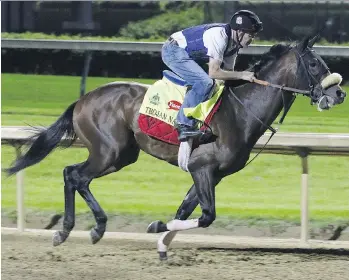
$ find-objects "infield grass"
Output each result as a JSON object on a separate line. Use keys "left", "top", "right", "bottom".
{"left": 2, "top": 74, "right": 349, "bottom": 132}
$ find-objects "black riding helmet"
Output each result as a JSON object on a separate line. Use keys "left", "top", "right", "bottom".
{"left": 230, "top": 10, "right": 263, "bottom": 33}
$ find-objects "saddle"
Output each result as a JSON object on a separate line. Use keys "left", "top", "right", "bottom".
{"left": 138, "top": 70, "right": 224, "bottom": 145}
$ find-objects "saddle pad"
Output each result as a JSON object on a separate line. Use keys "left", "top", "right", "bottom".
{"left": 138, "top": 98, "right": 222, "bottom": 146}
{"left": 139, "top": 76, "right": 187, "bottom": 126}
{"left": 139, "top": 76, "right": 224, "bottom": 127}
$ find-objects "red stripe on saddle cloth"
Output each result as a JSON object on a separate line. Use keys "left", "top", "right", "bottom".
{"left": 138, "top": 98, "right": 222, "bottom": 146}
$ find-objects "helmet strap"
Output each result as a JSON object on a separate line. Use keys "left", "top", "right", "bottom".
{"left": 236, "top": 30, "right": 245, "bottom": 49}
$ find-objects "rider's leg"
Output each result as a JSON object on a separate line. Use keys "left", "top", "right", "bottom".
{"left": 161, "top": 41, "right": 214, "bottom": 141}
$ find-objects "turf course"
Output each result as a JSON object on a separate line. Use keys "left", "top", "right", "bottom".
{"left": 1, "top": 74, "right": 349, "bottom": 222}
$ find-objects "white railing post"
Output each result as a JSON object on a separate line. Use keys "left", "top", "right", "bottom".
{"left": 16, "top": 170, "right": 25, "bottom": 232}
{"left": 297, "top": 148, "right": 310, "bottom": 245}
{"left": 300, "top": 156, "right": 309, "bottom": 244}
{"left": 15, "top": 145, "right": 25, "bottom": 232}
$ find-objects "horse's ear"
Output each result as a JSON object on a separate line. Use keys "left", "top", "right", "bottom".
{"left": 297, "top": 36, "right": 310, "bottom": 52}
{"left": 308, "top": 34, "right": 320, "bottom": 48}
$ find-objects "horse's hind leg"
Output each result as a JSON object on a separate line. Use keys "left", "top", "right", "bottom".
{"left": 53, "top": 133, "right": 140, "bottom": 246}
{"left": 53, "top": 159, "right": 110, "bottom": 246}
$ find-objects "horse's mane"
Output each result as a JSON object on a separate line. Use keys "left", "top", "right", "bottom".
{"left": 252, "top": 43, "right": 293, "bottom": 75}
{"left": 225, "top": 43, "right": 293, "bottom": 88}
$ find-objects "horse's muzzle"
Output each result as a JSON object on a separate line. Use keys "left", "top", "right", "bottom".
{"left": 336, "top": 89, "right": 346, "bottom": 104}
{"left": 322, "top": 84, "right": 346, "bottom": 106}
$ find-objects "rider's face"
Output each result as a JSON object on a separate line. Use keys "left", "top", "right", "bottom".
{"left": 237, "top": 31, "right": 256, "bottom": 48}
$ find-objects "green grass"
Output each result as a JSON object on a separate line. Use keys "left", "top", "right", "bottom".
{"left": 2, "top": 145, "right": 349, "bottom": 221}
{"left": 1, "top": 73, "right": 349, "bottom": 222}
{"left": 1, "top": 74, "right": 154, "bottom": 126}
{"left": 2, "top": 73, "right": 349, "bottom": 132}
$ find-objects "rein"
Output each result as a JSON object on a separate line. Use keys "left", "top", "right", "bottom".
{"left": 228, "top": 77, "right": 308, "bottom": 168}
{"left": 227, "top": 47, "right": 331, "bottom": 168}
{"left": 252, "top": 78, "right": 311, "bottom": 96}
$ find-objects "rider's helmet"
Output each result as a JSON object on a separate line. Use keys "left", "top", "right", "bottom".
{"left": 229, "top": 10, "right": 263, "bottom": 34}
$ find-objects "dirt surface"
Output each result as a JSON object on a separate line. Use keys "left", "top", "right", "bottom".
{"left": 2, "top": 233, "right": 349, "bottom": 280}
{"left": 2, "top": 212, "right": 349, "bottom": 241}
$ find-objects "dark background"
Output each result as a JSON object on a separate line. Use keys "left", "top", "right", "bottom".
{"left": 2, "top": 1, "right": 348, "bottom": 81}
{"left": 2, "top": 1, "right": 348, "bottom": 42}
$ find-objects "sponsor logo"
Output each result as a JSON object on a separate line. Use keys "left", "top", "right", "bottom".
{"left": 167, "top": 100, "right": 181, "bottom": 111}
{"left": 150, "top": 93, "right": 160, "bottom": 105}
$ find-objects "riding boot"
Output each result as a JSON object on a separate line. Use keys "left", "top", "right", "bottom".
{"left": 176, "top": 124, "right": 204, "bottom": 142}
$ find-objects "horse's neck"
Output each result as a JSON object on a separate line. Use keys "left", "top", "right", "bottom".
{"left": 231, "top": 61, "right": 294, "bottom": 145}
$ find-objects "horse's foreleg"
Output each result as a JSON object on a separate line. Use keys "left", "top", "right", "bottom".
{"left": 147, "top": 184, "right": 200, "bottom": 234}
{"left": 193, "top": 167, "right": 218, "bottom": 228}
{"left": 147, "top": 185, "right": 198, "bottom": 260}
{"left": 147, "top": 185, "right": 200, "bottom": 234}
{"left": 169, "top": 166, "right": 218, "bottom": 229}
{"left": 175, "top": 178, "right": 220, "bottom": 220}
{"left": 174, "top": 184, "right": 199, "bottom": 220}
{"left": 148, "top": 166, "right": 219, "bottom": 260}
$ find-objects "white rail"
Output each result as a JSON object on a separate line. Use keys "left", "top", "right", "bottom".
{"left": 2, "top": 39, "right": 349, "bottom": 57}
{"left": 2, "top": 227, "right": 348, "bottom": 250}
{"left": 2, "top": 126, "right": 349, "bottom": 245}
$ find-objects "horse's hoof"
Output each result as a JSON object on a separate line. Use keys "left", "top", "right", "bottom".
{"left": 90, "top": 228, "right": 102, "bottom": 244}
{"left": 52, "top": 231, "right": 68, "bottom": 246}
{"left": 146, "top": 220, "right": 167, "bottom": 233}
{"left": 158, "top": 251, "right": 168, "bottom": 261}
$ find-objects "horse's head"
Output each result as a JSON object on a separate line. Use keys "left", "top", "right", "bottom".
{"left": 294, "top": 35, "right": 346, "bottom": 111}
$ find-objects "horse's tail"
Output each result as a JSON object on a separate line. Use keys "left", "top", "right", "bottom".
{"left": 5, "top": 102, "right": 78, "bottom": 176}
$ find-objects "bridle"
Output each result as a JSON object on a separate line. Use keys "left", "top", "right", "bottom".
{"left": 228, "top": 45, "right": 329, "bottom": 167}
{"left": 295, "top": 47, "right": 330, "bottom": 103}
{"left": 252, "top": 47, "right": 329, "bottom": 102}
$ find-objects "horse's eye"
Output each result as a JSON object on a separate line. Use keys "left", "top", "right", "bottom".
{"left": 310, "top": 59, "right": 318, "bottom": 68}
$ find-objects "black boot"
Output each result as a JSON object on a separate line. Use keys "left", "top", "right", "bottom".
{"left": 176, "top": 124, "right": 204, "bottom": 142}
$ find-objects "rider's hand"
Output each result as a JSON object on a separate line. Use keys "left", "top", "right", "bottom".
{"left": 241, "top": 71, "right": 256, "bottom": 82}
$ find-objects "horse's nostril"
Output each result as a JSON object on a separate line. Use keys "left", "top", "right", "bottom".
{"left": 337, "top": 90, "right": 346, "bottom": 98}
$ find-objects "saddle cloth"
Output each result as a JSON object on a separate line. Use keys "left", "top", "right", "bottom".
{"left": 138, "top": 70, "right": 224, "bottom": 145}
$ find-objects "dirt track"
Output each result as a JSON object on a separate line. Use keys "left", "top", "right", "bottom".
{"left": 2, "top": 232, "right": 349, "bottom": 280}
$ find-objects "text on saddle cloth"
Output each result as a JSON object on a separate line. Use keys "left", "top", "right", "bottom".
{"left": 139, "top": 74, "right": 225, "bottom": 127}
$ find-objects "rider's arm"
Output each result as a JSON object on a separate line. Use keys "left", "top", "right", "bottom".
{"left": 208, "top": 58, "right": 255, "bottom": 81}
{"left": 204, "top": 27, "right": 255, "bottom": 82}
{"left": 222, "top": 54, "right": 236, "bottom": 71}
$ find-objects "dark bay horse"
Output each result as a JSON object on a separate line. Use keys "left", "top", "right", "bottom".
{"left": 5, "top": 36, "right": 346, "bottom": 255}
